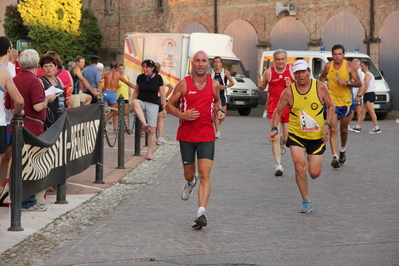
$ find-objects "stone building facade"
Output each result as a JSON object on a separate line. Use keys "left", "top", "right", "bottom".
{"left": 84, "top": 0, "right": 399, "bottom": 109}
{"left": 85, "top": 0, "right": 397, "bottom": 63}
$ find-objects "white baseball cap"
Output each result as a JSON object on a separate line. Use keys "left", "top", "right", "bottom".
{"left": 292, "top": 60, "right": 309, "bottom": 73}
{"left": 96, "top": 62, "right": 104, "bottom": 70}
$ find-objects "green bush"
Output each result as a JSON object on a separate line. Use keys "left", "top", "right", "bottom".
{"left": 2, "top": 5, "right": 103, "bottom": 67}
{"left": 2, "top": 5, "right": 29, "bottom": 47}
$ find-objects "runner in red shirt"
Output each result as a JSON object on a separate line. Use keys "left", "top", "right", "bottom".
{"left": 258, "top": 49, "right": 295, "bottom": 176}
{"left": 166, "top": 50, "right": 225, "bottom": 230}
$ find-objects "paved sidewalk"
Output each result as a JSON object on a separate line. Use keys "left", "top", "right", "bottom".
{"left": 0, "top": 130, "right": 157, "bottom": 254}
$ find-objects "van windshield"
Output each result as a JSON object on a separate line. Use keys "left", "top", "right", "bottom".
{"left": 327, "top": 57, "right": 382, "bottom": 80}
{"left": 210, "top": 59, "right": 249, "bottom": 78}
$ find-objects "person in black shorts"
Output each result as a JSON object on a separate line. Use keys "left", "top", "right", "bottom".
{"left": 207, "top": 56, "right": 234, "bottom": 139}
{"left": 269, "top": 60, "right": 335, "bottom": 213}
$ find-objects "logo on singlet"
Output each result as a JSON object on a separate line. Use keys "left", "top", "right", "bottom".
{"left": 188, "top": 91, "right": 197, "bottom": 94}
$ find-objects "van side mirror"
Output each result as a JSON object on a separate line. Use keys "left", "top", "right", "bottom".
{"left": 246, "top": 70, "right": 250, "bottom": 78}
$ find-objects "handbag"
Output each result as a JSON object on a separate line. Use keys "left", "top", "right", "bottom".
{"left": 45, "top": 107, "right": 55, "bottom": 129}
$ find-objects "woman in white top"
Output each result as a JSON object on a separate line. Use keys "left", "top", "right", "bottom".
{"left": 356, "top": 61, "right": 381, "bottom": 134}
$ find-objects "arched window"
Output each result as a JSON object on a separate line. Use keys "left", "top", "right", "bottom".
{"left": 270, "top": 17, "right": 309, "bottom": 50}
{"left": 322, "top": 13, "right": 365, "bottom": 53}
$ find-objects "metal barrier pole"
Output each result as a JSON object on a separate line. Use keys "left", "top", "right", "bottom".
{"left": 134, "top": 117, "right": 142, "bottom": 156}
{"left": 55, "top": 101, "right": 68, "bottom": 204}
{"left": 117, "top": 95, "right": 125, "bottom": 169}
{"left": 8, "top": 115, "right": 24, "bottom": 231}
{"left": 95, "top": 99, "right": 105, "bottom": 184}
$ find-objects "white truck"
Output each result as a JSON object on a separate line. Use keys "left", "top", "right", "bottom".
{"left": 124, "top": 32, "right": 259, "bottom": 116}
{"left": 260, "top": 50, "right": 393, "bottom": 119}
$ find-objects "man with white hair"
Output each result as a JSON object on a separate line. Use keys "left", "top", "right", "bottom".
{"left": 269, "top": 60, "right": 335, "bottom": 213}
{"left": 5, "top": 48, "right": 56, "bottom": 211}
{"left": 258, "top": 49, "right": 295, "bottom": 176}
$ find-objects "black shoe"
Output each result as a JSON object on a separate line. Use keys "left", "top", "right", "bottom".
{"left": 192, "top": 213, "right": 207, "bottom": 230}
{"left": 339, "top": 151, "right": 346, "bottom": 165}
{"left": 331, "top": 156, "right": 340, "bottom": 168}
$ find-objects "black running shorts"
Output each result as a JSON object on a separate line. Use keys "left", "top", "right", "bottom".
{"left": 179, "top": 141, "right": 215, "bottom": 165}
{"left": 286, "top": 133, "right": 326, "bottom": 155}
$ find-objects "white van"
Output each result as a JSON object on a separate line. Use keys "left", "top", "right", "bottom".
{"left": 259, "top": 50, "right": 393, "bottom": 119}
{"left": 124, "top": 32, "right": 259, "bottom": 116}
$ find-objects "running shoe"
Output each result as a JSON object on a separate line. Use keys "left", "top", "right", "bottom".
{"left": 349, "top": 126, "right": 361, "bottom": 133}
{"left": 192, "top": 212, "right": 207, "bottom": 230}
{"left": 331, "top": 156, "right": 340, "bottom": 168}
{"left": 275, "top": 164, "right": 284, "bottom": 176}
{"left": 369, "top": 128, "right": 382, "bottom": 134}
{"left": 339, "top": 150, "right": 346, "bottom": 165}
{"left": 181, "top": 174, "right": 198, "bottom": 201}
{"left": 22, "top": 204, "right": 47, "bottom": 212}
{"left": 156, "top": 137, "right": 167, "bottom": 145}
{"left": 396, "top": 119, "right": 399, "bottom": 124}
{"left": 299, "top": 199, "right": 312, "bottom": 213}
{"left": 262, "top": 110, "right": 267, "bottom": 119}
{"left": 281, "top": 143, "right": 286, "bottom": 155}
{"left": 216, "top": 131, "right": 221, "bottom": 139}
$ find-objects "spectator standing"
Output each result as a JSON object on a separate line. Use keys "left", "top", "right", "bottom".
{"left": 0, "top": 37, "right": 24, "bottom": 190}
{"left": 131, "top": 59, "right": 165, "bottom": 160}
{"left": 82, "top": 55, "right": 102, "bottom": 103}
{"left": 101, "top": 62, "right": 136, "bottom": 133}
{"left": 154, "top": 62, "right": 174, "bottom": 145}
{"left": 5, "top": 49, "right": 55, "bottom": 211}
{"left": 117, "top": 63, "right": 134, "bottom": 132}
{"left": 38, "top": 55, "right": 66, "bottom": 123}
{"left": 70, "top": 56, "right": 93, "bottom": 107}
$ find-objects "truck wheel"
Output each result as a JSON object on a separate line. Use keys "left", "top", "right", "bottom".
{"left": 238, "top": 107, "right": 251, "bottom": 116}
{"left": 377, "top": 113, "right": 387, "bottom": 120}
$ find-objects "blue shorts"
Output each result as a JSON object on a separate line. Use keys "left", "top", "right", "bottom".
{"left": 335, "top": 105, "right": 353, "bottom": 118}
{"left": 103, "top": 91, "right": 117, "bottom": 105}
{"left": 6, "top": 124, "right": 12, "bottom": 144}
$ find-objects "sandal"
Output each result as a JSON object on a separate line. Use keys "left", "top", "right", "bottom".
{"left": 142, "top": 124, "right": 151, "bottom": 133}
{"left": 146, "top": 154, "right": 154, "bottom": 160}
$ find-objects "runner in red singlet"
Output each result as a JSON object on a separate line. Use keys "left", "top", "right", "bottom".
{"left": 166, "top": 50, "right": 225, "bottom": 230}
{"left": 258, "top": 49, "right": 295, "bottom": 176}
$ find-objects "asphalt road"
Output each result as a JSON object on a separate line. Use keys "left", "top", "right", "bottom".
{"left": 41, "top": 107, "right": 399, "bottom": 266}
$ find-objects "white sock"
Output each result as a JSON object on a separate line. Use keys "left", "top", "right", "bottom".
{"left": 188, "top": 176, "right": 196, "bottom": 186}
{"left": 374, "top": 126, "right": 379, "bottom": 130}
{"left": 198, "top": 207, "right": 205, "bottom": 214}
{"left": 339, "top": 147, "right": 346, "bottom": 152}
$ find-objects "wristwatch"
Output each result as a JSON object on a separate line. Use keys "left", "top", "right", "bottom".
{"left": 347, "top": 81, "right": 351, "bottom": 86}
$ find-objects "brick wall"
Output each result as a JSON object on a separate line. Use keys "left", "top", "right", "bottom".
{"left": 87, "top": 0, "right": 399, "bottom": 65}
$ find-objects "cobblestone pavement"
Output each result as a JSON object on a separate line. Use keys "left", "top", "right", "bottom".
{"left": 3, "top": 109, "right": 399, "bottom": 266}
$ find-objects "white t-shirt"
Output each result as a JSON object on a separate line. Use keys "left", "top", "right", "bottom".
{"left": 352, "top": 68, "right": 365, "bottom": 96}
{"left": 7, "top": 62, "right": 16, "bottom": 78}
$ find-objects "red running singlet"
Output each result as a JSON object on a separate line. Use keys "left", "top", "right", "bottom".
{"left": 176, "top": 76, "right": 215, "bottom": 142}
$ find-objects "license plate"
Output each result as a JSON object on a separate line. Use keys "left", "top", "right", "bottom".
{"left": 235, "top": 101, "right": 245, "bottom": 105}
{"left": 374, "top": 104, "right": 380, "bottom": 108}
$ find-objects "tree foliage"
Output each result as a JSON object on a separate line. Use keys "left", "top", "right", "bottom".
{"left": 2, "top": 5, "right": 30, "bottom": 47}
{"left": 2, "top": 1, "right": 102, "bottom": 66}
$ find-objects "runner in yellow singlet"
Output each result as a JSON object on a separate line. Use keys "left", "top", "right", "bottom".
{"left": 269, "top": 60, "right": 335, "bottom": 213}
{"left": 319, "top": 44, "right": 361, "bottom": 169}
